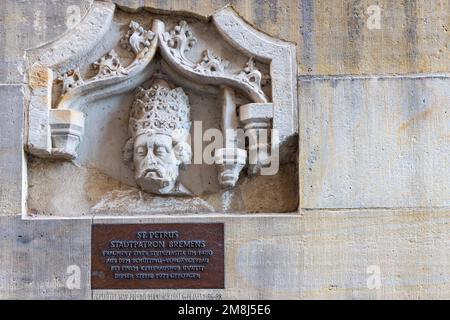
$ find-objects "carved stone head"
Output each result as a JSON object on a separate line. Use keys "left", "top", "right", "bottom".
{"left": 124, "top": 79, "right": 192, "bottom": 195}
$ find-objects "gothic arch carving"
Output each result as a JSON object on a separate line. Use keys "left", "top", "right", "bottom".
{"left": 25, "top": 2, "right": 297, "bottom": 195}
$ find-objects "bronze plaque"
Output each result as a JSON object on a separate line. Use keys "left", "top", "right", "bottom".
{"left": 91, "top": 223, "right": 224, "bottom": 289}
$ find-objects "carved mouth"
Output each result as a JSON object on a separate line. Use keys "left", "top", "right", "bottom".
{"left": 143, "top": 168, "right": 163, "bottom": 178}
{"left": 220, "top": 173, "right": 236, "bottom": 182}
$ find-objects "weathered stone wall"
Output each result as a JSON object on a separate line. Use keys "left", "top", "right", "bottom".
{"left": 0, "top": 0, "right": 449, "bottom": 299}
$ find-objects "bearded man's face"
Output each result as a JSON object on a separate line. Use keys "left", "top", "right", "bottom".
{"left": 133, "top": 133, "right": 179, "bottom": 194}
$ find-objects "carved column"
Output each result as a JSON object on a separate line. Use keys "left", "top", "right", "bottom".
{"left": 215, "top": 87, "right": 247, "bottom": 188}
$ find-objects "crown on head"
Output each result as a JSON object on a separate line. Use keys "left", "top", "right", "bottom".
{"left": 129, "top": 79, "right": 191, "bottom": 140}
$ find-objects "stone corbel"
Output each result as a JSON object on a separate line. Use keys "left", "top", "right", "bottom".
{"left": 239, "top": 103, "right": 274, "bottom": 175}
{"left": 49, "top": 109, "right": 84, "bottom": 160}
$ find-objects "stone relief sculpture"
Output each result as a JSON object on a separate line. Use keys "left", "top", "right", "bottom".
{"left": 123, "top": 79, "right": 192, "bottom": 195}
{"left": 24, "top": 2, "right": 297, "bottom": 204}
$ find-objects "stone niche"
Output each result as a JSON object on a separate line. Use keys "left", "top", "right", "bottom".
{"left": 24, "top": 1, "right": 298, "bottom": 217}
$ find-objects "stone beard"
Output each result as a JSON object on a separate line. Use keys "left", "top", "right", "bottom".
{"left": 124, "top": 79, "right": 192, "bottom": 195}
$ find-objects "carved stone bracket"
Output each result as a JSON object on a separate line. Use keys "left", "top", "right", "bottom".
{"left": 240, "top": 103, "right": 274, "bottom": 175}
{"left": 49, "top": 109, "right": 84, "bottom": 160}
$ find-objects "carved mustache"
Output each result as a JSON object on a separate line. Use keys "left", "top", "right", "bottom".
{"left": 140, "top": 167, "right": 164, "bottom": 179}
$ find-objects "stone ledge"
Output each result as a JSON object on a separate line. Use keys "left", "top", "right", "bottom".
{"left": 3, "top": 209, "right": 450, "bottom": 299}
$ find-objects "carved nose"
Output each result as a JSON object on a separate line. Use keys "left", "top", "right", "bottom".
{"left": 147, "top": 151, "right": 157, "bottom": 165}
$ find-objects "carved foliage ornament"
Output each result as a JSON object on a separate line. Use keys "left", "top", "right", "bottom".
{"left": 58, "top": 68, "right": 84, "bottom": 94}
{"left": 93, "top": 49, "right": 127, "bottom": 79}
{"left": 121, "top": 20, "right": 156, "bottom": 55}
{"left": 160, "top": 21, "right": 268, "bottom": 103}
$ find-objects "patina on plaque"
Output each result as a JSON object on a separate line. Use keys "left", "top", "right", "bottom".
{"left": 91, "top": 223, "right": 224, "bottom": 289}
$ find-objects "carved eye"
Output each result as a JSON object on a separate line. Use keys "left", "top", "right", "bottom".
{"left": 136, "top": 145, "right": 147, "bottom": 157}
{"left": 154, "top": 146, "right": 167, "bottom": 156}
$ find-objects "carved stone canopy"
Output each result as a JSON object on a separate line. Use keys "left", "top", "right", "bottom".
{"left": 24, "top": 2, "right": 297, "bottom": 196}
